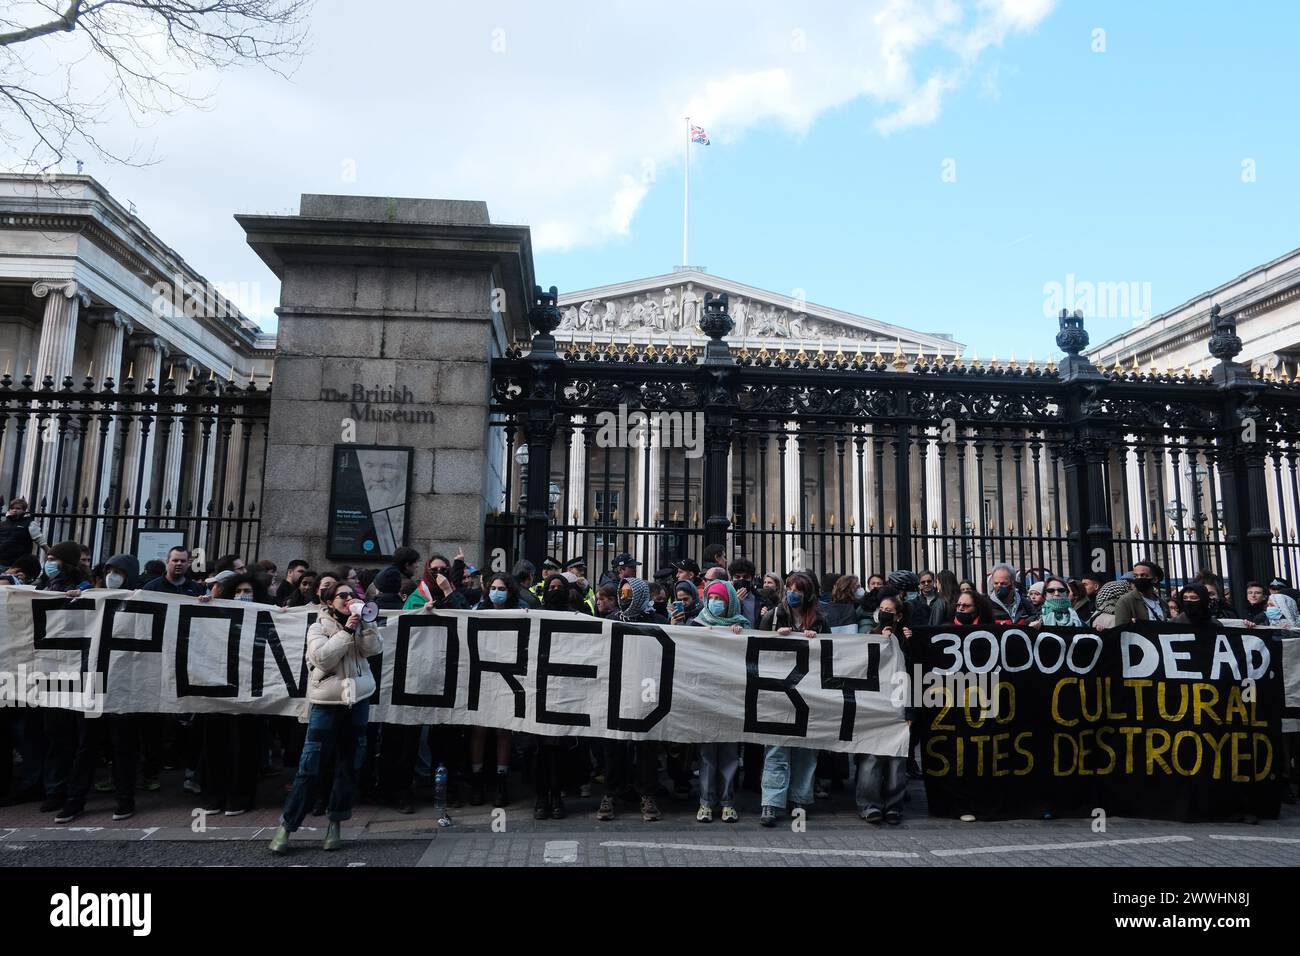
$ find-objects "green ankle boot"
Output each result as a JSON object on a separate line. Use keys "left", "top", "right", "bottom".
{"left": 268, "top": 826, "right": 290, "bottom": 855}
{"left": 323, "top": 821, "right": 343, "bottom": 851}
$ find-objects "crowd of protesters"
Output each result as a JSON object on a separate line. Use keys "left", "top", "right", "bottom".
{"left": 3, "top": 491, "right": 1299, "bottom": 850}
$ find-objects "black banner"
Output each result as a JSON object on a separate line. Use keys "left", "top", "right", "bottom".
{"left": 913, "top": 623, "right": 1285, "bottom": 823}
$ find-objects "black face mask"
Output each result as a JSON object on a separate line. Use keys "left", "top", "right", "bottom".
{"left": 955, "top": 610, "right": 976, "bottom": 625}
{"left": 544, "top": 589, "right": 568, "bottom": 609}
{"left": 877, "top": 610, "right": 895, "bottom": 626}
{"left": 1183, "top": 602, "right": 1209, "bottom": 622}
{"left": 1134, "top": 577, "right": 1156, "bottom": 593}
{"left": 653, "top": 599, "right": 668, "bottom": 615}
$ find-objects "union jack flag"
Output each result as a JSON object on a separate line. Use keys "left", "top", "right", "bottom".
{"left": 690, "top": 124, "right": 710, "bottom": 145}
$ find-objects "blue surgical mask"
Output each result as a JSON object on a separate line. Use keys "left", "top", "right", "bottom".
{"left": 43, "top": 561, "right": 59, "bottom": 578}
{"left": 854, "top": 587, "right": 866, "bottom": 600}
{"left": 996, "top": 584, "right": 1012, "bottom": 599}
{"left": 707, "top": 598, "right": 727, "bottom": 616}
{"left": 905, "top": 590, "right": 919, "bottom": 603}
{"left": 489, "top": 589, "right": 508, "bottom": 605}
{"left": 1266, "top": 606, "right": 1283, "bottom": 621}
{"left": 235, "top": 593, "right": 254, "bottom": 602}
{"left": 786, "top": 591, "right": 802, "bottom": 607}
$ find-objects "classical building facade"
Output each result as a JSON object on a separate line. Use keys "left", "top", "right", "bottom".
{"left": 0, "top": 173, "right": 274, "bottom": 560}
{"left": 1086, "top": 247, "right": 1300, "bottom": 583}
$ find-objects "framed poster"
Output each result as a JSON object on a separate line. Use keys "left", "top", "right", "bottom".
{"left": 326, "top": 444, "right": 413, "bottom": 560}
{"left": 134, "top": 527, "right": 187, "bottom": 568}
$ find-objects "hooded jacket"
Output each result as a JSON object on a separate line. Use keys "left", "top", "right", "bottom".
{"left": 306, "top": 609, "right": 384, "bottom": 706}
{"left": 692, "top": 580, "right": 752, "bottom": 628}
{"left": 0, "top": 512, "right": 41, "bottom": 566}
{"left": 616, "top": 577, "right": 667, "bottom": 623}
{"left": 105, "top": 553, "right": 141, "bottom": 589}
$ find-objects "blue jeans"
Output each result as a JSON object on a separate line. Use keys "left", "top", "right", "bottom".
{"left": 760, "top": 746, "right": 817, "bottom": 810}
{"left": 280, "top": 702, "right": 369, "bottom": 831}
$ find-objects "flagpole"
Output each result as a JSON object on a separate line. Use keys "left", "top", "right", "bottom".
{"left": 683, "top": 115, "right": 689, "bottom": 267}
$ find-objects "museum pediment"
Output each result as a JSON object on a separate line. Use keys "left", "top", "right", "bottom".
{"left": 554, "top": 270, "right": 957, "bottom": 350}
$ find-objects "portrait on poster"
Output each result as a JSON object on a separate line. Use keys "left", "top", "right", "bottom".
{"left": 326, "top": 444, "right": 412, "bottom": 560}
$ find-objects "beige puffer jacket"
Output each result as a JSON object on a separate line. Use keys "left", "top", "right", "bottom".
{"left": 306, "top": 611, "right": 383, "bottom": 706}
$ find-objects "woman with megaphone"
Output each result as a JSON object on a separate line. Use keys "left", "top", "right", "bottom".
{"left": 270, "top": 580, "right": 383, "bottom": 854}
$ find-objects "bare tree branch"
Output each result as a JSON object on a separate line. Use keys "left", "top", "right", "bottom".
{"left": 0, "top": 0, "right": 310, "bottom": 171}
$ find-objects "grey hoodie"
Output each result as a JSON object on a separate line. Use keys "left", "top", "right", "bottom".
{"left": 106, "top": 553, "right": 141, "bottom": 588}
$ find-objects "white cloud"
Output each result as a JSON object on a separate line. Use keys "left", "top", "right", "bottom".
{"left": 0, "top": 0, "right": 1057, "bottom": 320}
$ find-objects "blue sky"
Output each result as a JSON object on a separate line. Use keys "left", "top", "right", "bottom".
{"left": 536, "top": 2, "right": 1300, "bottom": 356}
{"left": 7, "top": 1, "right": 1296, "bottom": 357}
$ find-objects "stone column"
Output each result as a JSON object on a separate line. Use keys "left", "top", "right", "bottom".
{"left": 118, "top": 333, "right": 168, "bottom": 518}
{"left": 79, "top": 308, "right": 131, "bottom": 555}
{"left": 19, "top": 280, "right": 90, "bottom": 507}
{"left": 159, "top": 356, "right": 198, "bottom": 518}
{"left": 924, "top": 427, "right": 943, "bottom": 571}
{"left": 567, "top": 417, "right": 587, "bottom": 561}
{"left": 783, "top": 422, "right": 800, "bottom": 569}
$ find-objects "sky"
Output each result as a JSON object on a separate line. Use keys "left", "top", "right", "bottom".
{"left": 5, "top": 0, "right": 1299, "bottom": 356}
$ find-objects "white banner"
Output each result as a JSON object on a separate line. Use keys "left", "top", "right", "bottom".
{"left": 0, "top": 587, "right": 910, "bottom": 755}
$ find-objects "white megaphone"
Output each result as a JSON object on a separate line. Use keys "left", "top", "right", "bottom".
{"left": 347, "top": 599, "right": 380, "bottom": 623}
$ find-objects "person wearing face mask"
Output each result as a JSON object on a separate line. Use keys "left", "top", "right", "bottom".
{"left": 102, "top": 553, "right": 140, "bottom": 591}
{"left": 595, "top": 577, "right": 665, "bottom": 823}
{"left": 270, "top": 580, "right": 383, "bottom": 854}
{"left": 824, "top": 575, "right": 870, "bottom": 632}
{"left": 33, "top": 540, "right": 91, "bottom": 597}
{"left": 1258, "top": 593, "right": 1300, "bottom": 629}
{"left": 856, "top": 595, "right": 914, "bottom": 825}
{"left": 756, "top": 572, "right": 827, "bottom": 826}
{"left": 1127, "top": 560, "right": 1167, "bottom": 622}
{"left": 1029, "top": 577, "right": 1083, "bottom": 628}
{"left": 463, "top": 574, "right": 520, "bottom": 808}
{"left": 1172, "top": 583, "right": 1219, "bottom": 626}
{"left": 540, "top": 572, "right": 576, "bottom": 612}
{"left": 688, "top": 581, "right": 750, "bottom": 823}
{"left": 985, "top": 563, "right": 1028, "bottom": 624}
{"left": 950, "top": 590, "right": 996, "bottom": 626}
{"left": 1088, "top": 580, "right": 1132, "bottom": 629}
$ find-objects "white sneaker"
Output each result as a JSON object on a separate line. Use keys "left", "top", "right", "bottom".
{"left": 959, "top": 813, "right": 977, "bottom": 822}
{"left": 182, "top": 779, "right": 202, "bottom": 795}
{"left": 720, "top": 806, "right": 739, "bottom": 823}
{"left": 696, "top": 804, "right": 713, "bottom": 823}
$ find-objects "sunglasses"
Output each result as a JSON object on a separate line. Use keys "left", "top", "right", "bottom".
{"left": 335, "top": 591, "right": 355, "bottom": 601}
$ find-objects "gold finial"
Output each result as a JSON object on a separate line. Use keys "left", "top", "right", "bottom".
{"left": 769, "top": 514, "right": 776, "bottom": 527}
{"left": 777, "top": 346, "right": 790, "bottom": 363}
{"left": 795, "top": 346, "right": 809, "bottom": 364}
{"left": 971, "top": 350, "right": 982, "bottom": 370}
{"left": 809, "top": 514, "right": 817, "bottom": 528}
{"left": 851, "top": 348, "right": 865, "bottom": 368}
{"left": 849, "top": 515, "right": 856, "bottom": 530}
{"left": 750, "top": 512, "right": 757, "bottom": 526}
{"left": 756, "top": 344, "right": 770, "bottom": 363}
{"left": 832, "top": 344, "right": 846, "bottom": 365}
{"left": 188, "top": 365, "right": 198, "bottom": 380}
{"left": 829, "top": 513, "right": 836, "bottom": 528}
{"left": 887, "top": 515, "right": 895, "bottom": 531}
{"left": 891, "top": 340, "right": 907, "bottom": 371}
{"left": 868, "top": 517, "right": 875, "bottom": 531}
{"left": 953, "top": 349, "right": 965, "bottom": 370}
{"left": 86, "top": 360, "right": 94, "bottom": 378}
{"left": 1109, "top": 354, "right": 1124, "bottom": 375}
{"left": 813, "top": 344, "right": 827, "bottom": 367}
{"left": 126, "top": 361, "right": 134, "bottom": 379}
{"left": 1045, "top": 355, "right": 1056, "bottom": 373}
{"left": 2, "top": 360, "right": 9, "bottom": 376}
{"left": 1027, "top": 353, "right": 1036, "bottom": 372}
{"left": 672, "top": 510, "right": 680, "bottom": 522}
{"left": 932, "top": 350, "right": 947, "bottom": 370}
{"left": 990, "top": 352, "right": 1000, "bottom": 370}
{"left": 1130, "top": 354, "right": 1141, "bottom": 374}
{"left": 789, "top": 515, "right": 797, "bottom": 529}
{"left": 915, "top": 345, "right": 927, "bottom": 370}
